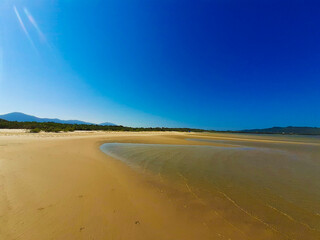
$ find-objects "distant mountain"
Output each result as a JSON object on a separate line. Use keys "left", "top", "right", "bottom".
{"left": 100, "top": 122, "right": 117, "bottom": 126}
{"left": 0, "top": 112, "right": 116, "bottom": 126}
{"left": 240, "top": 126, "right": 320, "bottom": 135}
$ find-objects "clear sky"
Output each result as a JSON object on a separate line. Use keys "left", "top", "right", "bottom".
{"left": 0, "top": 0, "right": 319, "bottom": 130}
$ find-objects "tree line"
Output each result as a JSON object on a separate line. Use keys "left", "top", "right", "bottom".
{"left": 0, "top": 119, "right": 211, "bottom": 133}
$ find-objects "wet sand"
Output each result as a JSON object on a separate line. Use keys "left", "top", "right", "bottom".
{"left": 0, "top": 130, "right": 319, "bottom": 239}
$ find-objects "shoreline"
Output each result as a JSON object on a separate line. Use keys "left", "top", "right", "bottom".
{"left": 1, "top": 131, "right": 319, "bottom": 240}
{"left": 0, "top": 131, "right": 221, "bottom": 240}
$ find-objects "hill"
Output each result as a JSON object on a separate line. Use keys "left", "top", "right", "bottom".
{"left": 0, "top": 118, "right": 207, "bottom": 133}
{"left": 240, "top": 126, "right": 320, "bottom": 135}
{"left": 100, "top": 122, "right": 117, "bottom": 126}
{"left": 0, "top": 112, "right": 116, "bottom": 126}
{"left": 0, "top": 113, "right": 319, "bottom": 135}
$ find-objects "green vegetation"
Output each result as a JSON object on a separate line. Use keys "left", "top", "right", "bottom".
{"left": 239, "top": 126, "right": 320, "bottom": 135}
{"left": 0, "top": 119, "right": 209, "bottom": 133}
{"left": 29, "top": 128, "right": 41, "bottom": 133}
{"left": 1, "top": 118, "right": 319, "bottom": 135}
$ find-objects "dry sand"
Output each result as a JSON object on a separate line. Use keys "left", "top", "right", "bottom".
{"left": 0, "top": 130, "right": 319, "bottom": 240}
{"left": 0, "top": 131, "right": 217, "bottom": 240}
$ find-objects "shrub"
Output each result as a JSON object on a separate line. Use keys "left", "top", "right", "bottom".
{"left": 29, "top": 128, "right": 41, "bottom": 133}
{"left": 44, "top": 127, "right": 60, "bottom": 133}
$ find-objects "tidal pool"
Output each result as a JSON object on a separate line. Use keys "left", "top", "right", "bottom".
{"left": 101, "top": 137, "right": 320, "bottom": 240}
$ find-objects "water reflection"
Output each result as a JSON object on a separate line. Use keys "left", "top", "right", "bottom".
{"left": 101, "top": 139, "right": 320, "bottom": 240}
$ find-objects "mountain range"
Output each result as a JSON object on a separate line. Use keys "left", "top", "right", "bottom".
{"left": 240, "top": 126, "right": 320, "bottom": 135}
{"left": 0, "top": 112, "right": 116, "bottom": 126}
{"left": 0, "top": 112, "right": 319, "bottom": 135}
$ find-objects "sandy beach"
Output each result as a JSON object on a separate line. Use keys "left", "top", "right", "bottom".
{"left": 3, "top": 0, "right": 320, "bottom": 238}
{"left": 0, "top": 130, "right": 319, "bottom": 240}
{"left": 0, "top": 131, "right": 216, "bottom": 240}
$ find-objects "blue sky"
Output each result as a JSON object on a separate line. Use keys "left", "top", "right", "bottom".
{"left": 0, "top": 0, "right": 319, "bottom": 130}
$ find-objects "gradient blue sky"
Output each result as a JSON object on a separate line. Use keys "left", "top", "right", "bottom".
{"left": 0, "top": 0, "right": 319, "bottom": 130}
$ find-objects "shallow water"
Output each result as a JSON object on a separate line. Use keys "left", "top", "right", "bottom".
{"left": 101, "top": 137, "right": 320, "bottom": 240}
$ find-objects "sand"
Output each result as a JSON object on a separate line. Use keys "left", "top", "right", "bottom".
{"left": 0, "top": 130, "right": 319, "bottom": 240}
{"left": 0, "top": 131, "right": 214, "bottom": 240}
